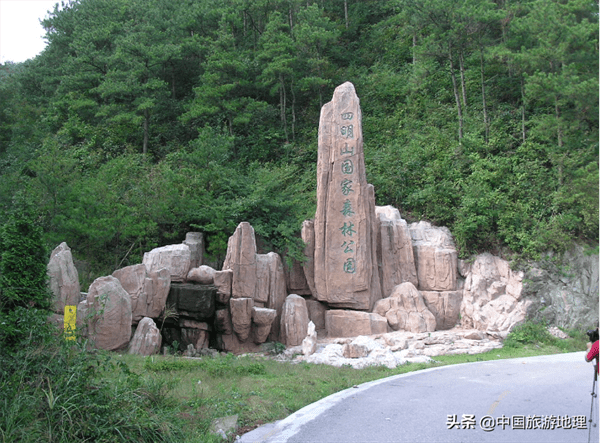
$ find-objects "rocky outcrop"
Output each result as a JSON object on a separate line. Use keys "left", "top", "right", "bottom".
{"left": 166, "top": 283, "right": 215, "bottom": 321}
{"left": 230, "top": 297, "right": 254, "bottom": 342}
{"left": 280, "top": 294, "right": 309, "bottom": 346}
{"left": 294, "top": 329, "right": 503, "bottom": 369}
{"left": 213, "top": 270, "right": 233, "bottom": 304}
{"left": 84, "top": 276, "right": 132, "bottom": 351}
{"left": 178, "top": 319, "right": 210, "bottom": 350}
{"left": 312, "top": 82, "right": 382, "bottom": 310}
{"left": 47, "top": 242, "right": 81, "bottom": 314}
{"left": 187, "top": 265, "right": 216, "bottom": 284}
{"left": 183, "top": 232, "right": 205, "bottom": 270}
{"left": 128, "top": 317, "right": 161, "bottom": 355}
{"left": 305, "top": 299, "right": 327, "bottom": 336}
{"left": 302, "top": 321, "right": 318, "bottom": 356}
{"left": 373, "top": 282, "right": 436, "bottom": 333}
{"left": 376, "top": 206, "right": 418, "bottom": 297}
{"left": 252, "top": 307, "right": 277, "bottom": 344}
{"left": 460, "top": 253, "right": 528, "bottom": 334}
{"left": 325, "top": 310, "right": 389, "bottom": 338}
{"left": 522, "top": 245, "right": 599, "bottom": 329}
{"left": 301, "top": 220, "right": 316, "bottom": 296}
{"left": 143, "top": 244, "right": 191, "bottom": 282}
{"left": 223, "top": 222, "right": 258, "bottom": 300}
{"left": 421, "top": 291, "right": 462, "bottom": 330}
{"left": 409, "top": 221, "right": 457, "bottom": 291}
{"left": 112, "top": 264, "right": 170, "bottom": 324}
{"left": 222, "top": 224, "right": 287, "bottom": 342}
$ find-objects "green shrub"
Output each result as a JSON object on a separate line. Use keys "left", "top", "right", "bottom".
{"left": 504, "top": 320, "right": 557, "bottom": 348}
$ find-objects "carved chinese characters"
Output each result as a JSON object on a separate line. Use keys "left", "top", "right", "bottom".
{"left": 313, "top": 82, "right": 381, "bottom": 310}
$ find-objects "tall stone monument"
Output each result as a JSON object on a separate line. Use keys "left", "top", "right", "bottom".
{"left": 312, "top": 82, "right": 382, "bottom": 310}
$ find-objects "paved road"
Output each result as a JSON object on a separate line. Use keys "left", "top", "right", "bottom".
{"left": 239, "top": 352, "right": 599, "bottom": 443}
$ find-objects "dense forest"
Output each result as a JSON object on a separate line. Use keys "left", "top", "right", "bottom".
{"left": 0, "top": 0, "right": 597, "bottom": 283}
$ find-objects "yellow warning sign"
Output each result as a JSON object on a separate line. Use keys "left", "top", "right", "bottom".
{"left": 64, "top": 305, "right": 76, "bottom": 340}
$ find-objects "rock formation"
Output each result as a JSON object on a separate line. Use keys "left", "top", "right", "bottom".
{"left": 187, "top": 265, "right": 216, "bottom": 284}
{"left": 409, "top": 221, "right": 457, "bottom": 291}
{"left": 312, "top": 81, "right": 382, "bottom": 310}
{"left": 112, "top": 264, "right": 170, "bottom": 324}
{"left": 302, "top": 321, "right": 318, "bottom": 355}
{"left": 47, "top": 242, "right": 81, "bottom": 314}
{"left": 279, "top": 294, "right": 309, "bottom": 346}
{"left": 143, "top": 244, "right": 191, "bottom": 282}
{"left": 183, "top": 231, "right": 205, "bottom": 269}
{"left": 373, "top": 282, "right": 437, "bottom": 333}
{"left": 83, "top": 276, "right": 132, "bottom": 351}
{"left": 375, "top": 206, "right": 418, "bottom": 297}
{"left": 459, "top": 253, "right": 528, "bottom": 334}
{"left": 325, "top": 310, "right": 389, "bottom": 337}
{"left": 252, "top": 307, "right": 277, "bottom": 343}
{"left": 128, "top": 317, "right": 162, "bottom": 355}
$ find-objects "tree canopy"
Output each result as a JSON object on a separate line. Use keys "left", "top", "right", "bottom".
{"left": 0, "top": 0, "right": 597, "bottom": 281}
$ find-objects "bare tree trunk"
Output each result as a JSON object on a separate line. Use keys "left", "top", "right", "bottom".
{"left": 480, "top": 47, "right": 489, "bottom": 143}
{"left": 448, "top": 44, "right": 463, "bottom": 143}
{"left": 344, "top": 0, "right": 349, "bottom": 29}
{"left": 143, "top": 109, "right": 149, "bottom": 154}
{"left": 520, "top": 77, "right": 526, "bottom": 143}
{"left": 412, "top": 34, "right": 417, "bottom": 65}
{"left": 280, "top": 74, "right": 289, "bottom": 142}
{"left": 459, "top": 50, "right": 467, "bottom": 109}
{"left": 291, "top": 78, "right": 296, "bottom": 143}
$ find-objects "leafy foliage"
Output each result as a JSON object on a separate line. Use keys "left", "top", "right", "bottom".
{"left": 0, "top": 0, "right": 596, "bottom": 281}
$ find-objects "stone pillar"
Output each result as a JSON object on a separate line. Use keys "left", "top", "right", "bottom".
{"left": 313, "top": 82, "right": 381, "bottom": 310}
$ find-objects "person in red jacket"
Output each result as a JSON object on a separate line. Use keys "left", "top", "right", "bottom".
{"left": 585, "top": 328, "right": 599, "bottom": 375}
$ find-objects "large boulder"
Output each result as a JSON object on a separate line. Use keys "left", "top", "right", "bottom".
{"left": 252, "top": 307, "right": 277, "bottom": 344}
{"left": 460, "top": 253, "right": 529, "bottom": 333}
{"left": 85, "top": 276, "right": 132, "bottom": 351}
{"left": 409, "top": 221, "right": 457, "bottom": 291}
{"left": 112, "top": 264, "right": 170, "bottom": 324}
{"left": 230, "top": 297, "right": 254, "bottom": 342}
{"left": 47, "top": 242, "right": 81, "bottom": 314}
{"left": 375, "top": 206, "right": 418, "bottom": 297}
{"left": 128, "top": 317, "right": 161, "bottom": 355}
{"left": 222, "top": 222, "right": 258, "bottom": 300}
{"left": 166, "top": 283, "right": 215, "bottom": 321}
{"left": 312, "top": 82, "right": 382, "bottom": 310}
{"left": 372, "top": 282, "right": 436, "bottom": 333}
{"left": 143, "top": 244, "right": 191, "bottom": 282}
{"left": 325, "top": 309, "right": 389, "bottom": 338}
{"left": 421, "top": 291, "right": 462, "bottom": 330}
{"left": 280, "top": 294, "right": 309, "bottom": 346}
{"left": 213, "top": 269, "right": 233, "bottom": 304}
{"left": 187, "top": 265, "right": 216, "bottom": 284}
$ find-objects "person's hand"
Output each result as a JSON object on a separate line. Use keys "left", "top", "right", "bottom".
{"left": 587, "top": 342, "right": 592, "bottom": 351}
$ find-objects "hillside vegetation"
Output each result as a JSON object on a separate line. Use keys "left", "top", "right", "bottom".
{"left": 0, "top": 0, "right": 597, "bottom": 280}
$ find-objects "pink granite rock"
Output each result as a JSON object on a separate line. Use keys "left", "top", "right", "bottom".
{"left": 230, "top": 297, "right": 254, "bottom": 342}
{"left": 279, "top": 294, "right": 309, "bottom": 346}
{"left": 375, "top": 206, "right": 418, "bottom": 297}
{"left": 409, "top": 221, "right": 457, "bottom": 291}
{"left": 252, "top": 307, "right": 277, "bottom": 344}
{"left": 421, "top": 290, "right": 462, "bottom": 330}
{"left": 214, "top": 270, "right": 233, "bottom": 304}
{"left": 47, "top": 242, "right": 81, "bottom": 314}
{"left": 187, "top": 265, "right": 216, "bottom": 284}
{"left": 372, "top": 282, "right": 436, "bottom": 333}
{"left": 223, "top": 222, "right": 258, "bottom": 299}
{"left": 214, "top": 308, "right": 233, "bottom": 335}
{"left": 313, "top": 82, "right": 381, "bottom": 310}
{"left": 305, "top": 299, "right": 327, "bottom": 334}
{"left": 112, "top": 264, "right": 170, "bottom": 324}
{"left": 325, "top": 309, "right": 389, "bottom": 338}
{"left": 143, "top": 244, "right": 191, "bottom": 282}
{"left": 86, "top": 276, "right": 132, "bottom": 350}
{"left": 128, "top": 317, "right": 161, "bottom": 355}
{"left": 460, "top": 253, "right": 529, "bottom": 333}
{"left": 301, "top": 220, "right": 316, "bottom": 296}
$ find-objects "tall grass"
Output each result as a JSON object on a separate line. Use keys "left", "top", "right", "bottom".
{"left": 1, "top": 321, "right": 589, "bottom": 442}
